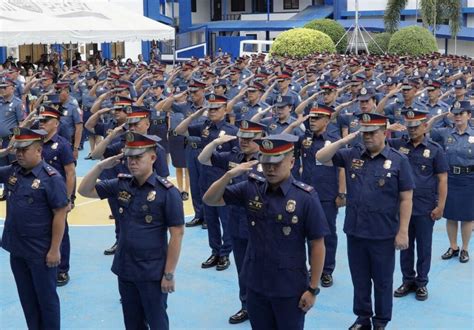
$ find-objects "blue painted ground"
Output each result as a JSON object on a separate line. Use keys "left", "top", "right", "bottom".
{"left": 0, "top": 146, "right": 473, "bottom": 329}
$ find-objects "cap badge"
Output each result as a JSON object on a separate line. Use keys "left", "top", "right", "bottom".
{"left": 362, "top": 113, "right": 371, "bottom": 123}
{"left": 261, "top": 139, "right": 273, "bottom": 150}
{"left": 43, "top": 95, "right": 48, "bottom": 102}
{"left": 241, "top": 120, "right": 249, "bottom": 129}
{"left": 360, "top": 87, "right": 367, "bottom": 95}
{"left": 115, "top": 96, "right": 120, "bottom": 102}
{"left": 125, "top": 106, "right": 132, "bottom": 113}
{"left": 454, "top": 101, "right": 461, "bottom": 109}
{"left": 13, "top": 127, "right": 21, "bottom": 136}
{"left": 455, "top": 79, "right": 461, "bottom": 85}
{"left": 276, "top": 95, "right": 283, "bottom": 103}
{"left": 126, "top": 132, "right": 134, "bottom": 142}
{"left": 176, "top": 86, "right": 181, "bottom": 92}
{"left": 407, "top": 111, "right": 415, "bottom": 119}
{"left": 209, "top": 94, "right": 216, "bottom": 101}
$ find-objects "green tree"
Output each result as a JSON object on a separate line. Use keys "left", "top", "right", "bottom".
{"left": 388, "top": 26, "right": 438, "bottom": 55}
{"left": 270, "top": 28, "right": 336, "bottom": 58}
{"left": 367, "top": 32, "right": 392, "bottom": 55}
{"left": 304, "top": 19, "right": 348, "bottom": 53}
{"left": 384, "top": 0, "right": 461, "bottom": 38}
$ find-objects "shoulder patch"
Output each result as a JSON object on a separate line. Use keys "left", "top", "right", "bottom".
{"left": 293, "top": 181, "right": 314, "bottom": 193}
{"left": 43, "top": 163, "right": 57, "bottom": 176}
{"left": 117, "top": 173, "right": 133, "bottom": 179}
{"left": 248, "top": 172, "right": 266, "bottom": 183}
{"left": 158, "top": 176, "right": 174, "bottom": 189}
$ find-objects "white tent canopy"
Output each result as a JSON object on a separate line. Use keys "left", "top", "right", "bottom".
{"left": 0, "top": 0, "right": 175, "bottom": 47}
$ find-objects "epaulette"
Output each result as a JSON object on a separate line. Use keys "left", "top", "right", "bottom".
{"left": 293, "top": 181, "right": 314, "bottom": 193}
{"left": 43, "top": 163, "right": 57, "bottom": 176}
{"left": 158, "top": 176, "right": 174, "bottom": 189}
{"left": 248, "top": 172, "right": 266, "bottom": 183}
{"left": 117, "top": 173, "right": 133, "bottom": 179}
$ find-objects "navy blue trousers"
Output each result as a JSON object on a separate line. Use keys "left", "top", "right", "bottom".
{"left": 118, "top": 277, "right": 169, "bottom": 330}
{"left": 203, "top": 204, "right": 232, "bottom": 256}
{"left": 400, "top": 215, "right": 435, "bottom": 287}
{"left": 232, "top": 237, "right": 248, "bottom": 309}
{"left": 58, "top": 220, "right": 70, "bottom": 273}
{"left": 247, "top": 289, "right": 305, "bottom": 330}
{"left": 185, "top": 146, "right": 203, "bottom": 220}
{"left": 10, "top": 255, "right": 60, "bottom": 330}
{"left": 321, "top": 201, "right": 338, "bottom": 275}
{"left": 347, "top": 235, "right": 395, "bottom": 328}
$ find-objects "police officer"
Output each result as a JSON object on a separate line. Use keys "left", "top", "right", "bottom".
{"left": 36, "top": 105, "right": 77, "bottom": 286}
{"left": 228, "top": 81, "right": 269, "bottom": 122}
{"left": 0, "top": 77, "right": 24, "bottom": 166}
{"left": 285, "top": 104, "right": 345, "bottom": 288}
{"left": 78, "top": 132, "right": 184, "bottom": 330}
{"left": 203, "top": 133, "right": 328, "bottom": 330}
{"left": 388, "top": 109, "right": 449, "bottom": 301}
{"left": 1, "top": 127, "right": 68, "bottom": 330}
{"left": 176, "top": 93, "right": 238, "bottom": 270}
{"left": 317, "top": 113, "right": 415, "bottom": 330}
{"left": 429, "top": 101, "right": 474, "bottom": 263}
{"left": 198, "top": 120, "right": 266, "bottom": 324}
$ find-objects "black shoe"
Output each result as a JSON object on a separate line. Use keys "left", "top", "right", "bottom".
{"left": 104, "top": 242, "right": 118, "bottom": 255}
{"left": 394, "top": 283, "right": 416, "bottom": 297}
{"left": 181, "top": 191, "right": 189, "bottom": 201}
{"left": 373, "top": 326, "right": 386, "bottom": 330}
{"left": 108, "top": 214, "right": 115, "bottom": 220}
{"left": 415, "top": 286, "right": 428, "bottom": 301}
{"left": 185, "top": 218, "right": 203, "bottom": 227}
{"left": 348, "top": 322, "right": 371, "bottom": 330}
{"left": 459, "top": 250, "right": 469, "bottom": 263}
{"left": 216, "top": 256, "right": 231, "bottom": 271}
{"left": 229, "top": 309, "right": 248, "bottom": 324}
{"left": 201, "top": 221, "right": 208, "bottom": 229}
{"left": 57, "top": 272, "right": 70, "bottom": 287}
{"left": 441, "top": 247, "right": 459, "bottom": 259}
{"left": 84, "top": 153, "right": 92, "bottom": 160}
{"left": 321, "top": 273, "right": 333, "bottom": 287}
{"left": 201, "top": 255, "right": 219, "bottom": 268}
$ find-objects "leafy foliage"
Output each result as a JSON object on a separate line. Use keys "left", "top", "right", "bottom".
{"left": 388, "top": 26, "right": 438, "bottom": 55}
{"left": 270, "top": 28, "right": 336, "bottom": 58}
{"left": 304, "top": 18, "right": 348, "bottom": 53}
{"left": 367, "top": 32, "right": 392, "bottom": 55}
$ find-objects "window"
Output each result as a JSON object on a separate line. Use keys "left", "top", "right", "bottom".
{"left": 191, "top": 0, "right": 196, "bottom": 12}
{"left": 283, "top": 0, "right": 299, "bottom": 10}
{"left": 231, "top": 0, "right": 245, "bottom": 11}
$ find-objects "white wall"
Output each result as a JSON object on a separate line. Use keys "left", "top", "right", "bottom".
{"left": 273, "top": 0, "right": 312, "bottom": 12}
{"left": 241, "top": 12, "right": 297, "bottom": 20}
{"left": 192, "top": 0, "right": 211, "bottom": 23}
{"left": 347, "top": 0, "right": 420, "bottom": 11}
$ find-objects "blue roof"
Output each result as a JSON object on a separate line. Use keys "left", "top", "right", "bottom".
{"left": 189, "top": 5, "right": 333, "bottom": 32}
{"left": 337, "top": 19, "right": 474, "bottom": 41}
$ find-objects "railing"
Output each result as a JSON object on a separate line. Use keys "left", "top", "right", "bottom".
{"left": 222, "top": 14, "right": 241, "bottom": 21}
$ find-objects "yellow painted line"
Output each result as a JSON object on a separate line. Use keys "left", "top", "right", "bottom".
{"left": 0, "top": 177, "right": 195, "bottom": 226}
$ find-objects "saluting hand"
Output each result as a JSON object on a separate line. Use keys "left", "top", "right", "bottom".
{"left": 227, "top": 160, "right": 259, "bottom": 178}
{"left": 215, "top": 134, "right": 237, "bottom": 145}
{"left": 46, "top": 248, "right": 61, "bottom": 268}
{"left": 98, "top": 153, "right": 124, "bottom": 170}
{"left": 298, "top": 291, "right": 316, "bottom": 312}
{"left": 342, "top": 131, "right": 360, "bottom": 144}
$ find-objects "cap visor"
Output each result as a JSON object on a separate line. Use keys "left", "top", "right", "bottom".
{"left": 237, "top": 131, "right": 258, "bottom": 138}
{"left": 123, "top": 147, "right": 148, "bottom": 157}
{"left": 13, "top": 140, "right": 35, "bottom": 149}
{"left": 405, "top": 121, "right": 422, "bottom": 128}
{"left": 127, "top": 118, "right": 143, "bottom": 124}
{"left": 359, "top": 125, "right": 383, "bottom": 132}
{"left": 258, "top": 153, "right": 285, "bottom": 164}
{"left": 358, "top": 95, "right": 372, "bottom": 101}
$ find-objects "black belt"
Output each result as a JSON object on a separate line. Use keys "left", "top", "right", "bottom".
{"left": 450, "top": 165, "right": 474, "bottom": 175}
{"left": 152, "top": 119, "right": 167, "bottom": 125}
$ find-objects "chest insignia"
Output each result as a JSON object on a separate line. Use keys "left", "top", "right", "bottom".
{"left": 241, "top": 106, "right": 248, "bottom": 113}
{"left": 51, "top": 142, "right": 58, "bottom": 150}
{"left": 423, "top": 149, "right": 430, "bottom": 158}
{"left": 228, "top": 161, "right": 238, "bottom": 170}
{"left": 201, "top": 127, "right": 210, "bottom": 138}
{"left": 31, "top": 179, "right": 41, "bottom": 189}
{"left": 447, "top": 136, "right": 454, "bottom": 144}
{"left": 145, "top": 215, "right": 153, "bottom": 223}
{"left": 383, "top": 160, "right": 392, "bottom": 170}
{"left": 378, "top": 178, "right": 385, "bottom": 187}
{"left": 269, "top": 123, "right": 277, "bottom": 131}
{"left": 324, "top": 140, "right": 332, "bottom": 147}
{"left": 302, "top": 138, "right": 312, "bottom": 148}
{"left": 282, "top": 226, "right": 292, "bottom": 236}
{"left": 350, "top": 119, "right": 359, "bottom": 128}
{"left": 351, "top": 159, "right": 364, "bottom": 169}
{"left": 399, "top": 147, "right": 410, "bottom": 155}
{"left": 286, "top": 200, "right": 296, "bottom": 213}
{"left": 276, "top": 214, "right": 283, "bottom": 222}
{"left": 218, "top": 130, "right": 226, "bottom": 137}
{"left": 147, "top": 191, "right": 156, "bottom": 202}
{"left": 118, "top": 190, "right": 131, "bottom": 203}
{"left": 248, "top": 198, "right": 263, "bottom": 211}
{"left": 469, "top": 136, "right": 474, "bottom": 144}
{"left": 291, "top": 215, "right": 299, "bottom": 224}
{"left": 8, "top": 175, "right": 17, "bottom": 186}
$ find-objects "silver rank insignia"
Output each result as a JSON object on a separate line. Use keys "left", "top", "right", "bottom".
{"left": 291, "top": 215, "right": 299, "bottom": 224}
{"left": 282, "top": 226, "right": 291, "bottom": 236}
{"left": 423, "top": 149, "right": 430, "bottom": 158}
{"left": 383, "top": 160, "right": 392, "bottom": 169}
{"left": 51, "top": 142, "right": 58, "bottom": 150}
{"left": 145, "top": 215, "right": 153, "bottom": 223}
{"left": 286, "top": 200, "right": 296, "bottom": 213}
{"left": 147, "top": 191, "right": 156, "bottom": 202}
{"left": 399, "top": 147, "right": 410, "bottom": 154}
{"left": 31, "top": 179, "right": 41, "bottom": 189}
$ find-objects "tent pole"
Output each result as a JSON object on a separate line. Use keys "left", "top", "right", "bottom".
{"left": 69, "top": 42, "right": 73, "bottom": 68}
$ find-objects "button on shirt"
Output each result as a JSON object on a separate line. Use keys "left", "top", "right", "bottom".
{"left": 332, "top": 145, "right": 415, "bottom": 239}
{"left": 388, "top": 137, "right": 449, "bottom": 216}
{"left": 430, "top": 127, "right": 474, "bottom": 167}
{"left": 95, "top": 173, "right": 184, "bottom": 281}
{"left": 0, "top": 162, "right": 68, "bottom": 259}
{"left": 223, "top": 175, "right": 329, "bottom": 297}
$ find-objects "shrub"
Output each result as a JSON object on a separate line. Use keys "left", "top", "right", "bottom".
{"left": 367, "top": 32, "right": 392, "bottom": 55}
{"left": 304, "top": 18, "right": 347, "bottom": 53}
{"left": 270, "top": 28, "right": 336, "bottom": 58}
{"left": 388, "top": 26, "right": 438, "bottom": 55}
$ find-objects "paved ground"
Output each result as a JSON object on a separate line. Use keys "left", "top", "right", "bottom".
{"left": 0, "top": 146, "right": 472, "bottom": 329}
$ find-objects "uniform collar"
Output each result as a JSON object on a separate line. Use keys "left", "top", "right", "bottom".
{"left": 20, "top": 160, "right": 44, "bottom": 177}
{"left": 361, "top": 144, "right": 390, "bottom": 159}
{"left": 451, "top": 126, "right": 474, "bottom": 136}
{"left": 208, "top": 118, "right": 226, "bottom": 129}
{"left": 264, "top": 175, "right": 293, "bottom": 196}
{"left": 45, "top": 132, "right": 60, "bottom": 144}
{"left": 131, "top": 172, "right": 157, "bottom": 188}
{"left": 407, "top": 136, "right": 429, "bottom": 148}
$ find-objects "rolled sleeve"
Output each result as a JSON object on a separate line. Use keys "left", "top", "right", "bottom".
{"left": 164, "top": 187, "right": 185, "bottom": 227}
{"left": 95, "top": 179, "right": 119, "bottom": 200}
{"left": 222, "top": 181, "right": 247, "bottom": 207}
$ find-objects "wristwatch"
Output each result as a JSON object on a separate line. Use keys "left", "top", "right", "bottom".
{"left": 307, "top": 286, "right": 320, "bottom": 296}
{"left": 163, "top": 272, "right": 174, "bottom": 281}
{"left": 337, "top": 193, "right": 347, "bottom": 199}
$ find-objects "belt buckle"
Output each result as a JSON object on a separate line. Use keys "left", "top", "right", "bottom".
{"left": 191, "top": 142, "right": 197, "bottom": 148}
{"left": 453, "top": 166, "right": 461, "bottom": 175}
